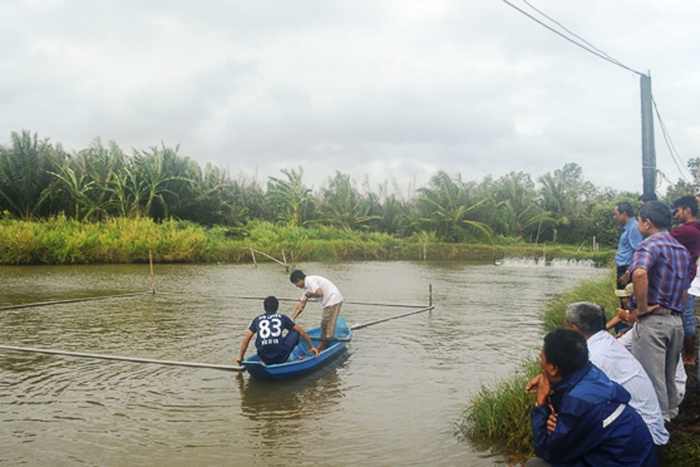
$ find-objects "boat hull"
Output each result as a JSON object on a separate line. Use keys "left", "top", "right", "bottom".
{"left": 242, "top": 317, "right": 351, "bottom": 380}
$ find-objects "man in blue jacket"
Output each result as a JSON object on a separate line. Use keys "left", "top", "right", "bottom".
{"left": 525, "top": 329, "right": 658, "bottom": 466}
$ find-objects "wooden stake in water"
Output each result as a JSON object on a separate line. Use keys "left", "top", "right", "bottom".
{"left": 149, "top": 250, "right": 156, "bottom": 294}
{"left": 249, "top": 240, "right": 257, "bottom": 267}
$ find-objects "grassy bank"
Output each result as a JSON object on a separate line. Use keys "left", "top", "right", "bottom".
{"left": 458, "top": 274, "right": 700, "bottom": 465}
{"left": 0, "top": 217, "right": 614, "bottom": 265}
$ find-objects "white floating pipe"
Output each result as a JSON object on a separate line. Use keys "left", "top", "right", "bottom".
{"left": 0, "top": 345, "right": 245, "bottom": 372}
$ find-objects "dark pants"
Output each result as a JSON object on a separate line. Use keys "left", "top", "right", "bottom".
{"left": 616, "top": 264, "right": 630, "bottom": 289}
{"left": 264, "top": 331, "right": 301, "bottom": 365}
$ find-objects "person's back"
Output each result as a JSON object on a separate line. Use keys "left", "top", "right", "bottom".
{"left": 248, "top": 311, "right": 298, "bottom": 364}
{"left": 587, "top": 331, "right": 669, "bottom": 445}
{"left": 235, "top": 296, "right": 319, "bottom": 366}
{"left": 301, "top": 275, "right": 343, "bottom": 307}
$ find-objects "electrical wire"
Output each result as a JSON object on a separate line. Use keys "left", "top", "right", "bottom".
{"left": 503, "top": 0, "right": 694, "bottom": 186}
{"left": 520, "top": 0, "right": 624, "bottom": 67}
{"left": 652, "top": 95, "right": 693, "bottom": 183}
{"left": 501, "top": 0, "right": 645, "bottom": 76}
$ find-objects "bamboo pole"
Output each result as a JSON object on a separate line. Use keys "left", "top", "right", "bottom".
{"left": 0, "top": 345, "right": 245, "bottom": 372}
{"left": 149, "top": 250, "right": 156, "bottom": 294}
{"left": 249, "top": 241, "right": 257, "bottom": 267}
{"left": 350, "top": 305, "right": 434, "bottom": 331}
{"left": 156, "top": 292, "right": 429, "bottom": 309}
{"left": 0, "top": 292, "right": 151, "bottom": 311}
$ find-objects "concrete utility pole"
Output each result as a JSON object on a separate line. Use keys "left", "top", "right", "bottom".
{"left": 640, "top": 73, "right": 656, "bottom": 197}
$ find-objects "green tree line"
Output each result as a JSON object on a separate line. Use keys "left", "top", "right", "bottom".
{"left": 1, "top": 130, "right": 693, "bottom": 248}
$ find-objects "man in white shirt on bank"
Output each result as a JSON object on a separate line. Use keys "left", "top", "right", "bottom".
{"left": 564, "top": 301, "right": 669, "bottom": 446}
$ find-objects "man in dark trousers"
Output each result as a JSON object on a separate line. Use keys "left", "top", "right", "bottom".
{"left": 671, "top": 195, "right": 700, "bottom": 365}
{"left": 613, "top": 201, "right": 643, "bottom": 297}
{"left": 617, "top": 201, "right": 692, "bottom": 421}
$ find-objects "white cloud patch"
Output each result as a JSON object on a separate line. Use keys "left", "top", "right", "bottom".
{"left": 1, "top": 0, "right": 700, "bottom": 195}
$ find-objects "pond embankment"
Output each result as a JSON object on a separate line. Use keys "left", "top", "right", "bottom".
{"left": 0, "top": 216, "right": 613, "bottom": 265}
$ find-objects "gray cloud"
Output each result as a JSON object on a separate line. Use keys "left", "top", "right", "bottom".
{"left": 2, "top": 1, "right": 699, "bottom": 195}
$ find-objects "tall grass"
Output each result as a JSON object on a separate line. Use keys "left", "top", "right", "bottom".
{"left": 0, "top": 217, "right": 615, "bottom": 265}
{"left": 541, "top": 271, "right": 620, "bottom": 330}
{"left": 458, "top": 275, "right": 618, "bottom": 463}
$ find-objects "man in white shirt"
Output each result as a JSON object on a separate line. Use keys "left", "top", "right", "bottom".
{"left": 290, "top": 270, "right": 344, "bottom": 351}
{"left": 564, "top": 301, "right": 669, "bottom": 445}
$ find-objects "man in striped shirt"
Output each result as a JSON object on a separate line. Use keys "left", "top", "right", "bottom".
{"left": 617, "top": 201, "right": 692, "bottom": 421}
{"left": 565, "top": 301, "right": 669, "bottom": 445}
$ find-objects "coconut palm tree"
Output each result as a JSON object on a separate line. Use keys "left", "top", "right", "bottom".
{"left": 0, "top": 130, "right": 65, "bottom": 219}
{"left": 317, "top": 172, "right": 380, "bottom": 230}
{"left": 491, "top": 171, "right": 548, "bottom": 240}
{"left": 414, "top": 171, "right": 493, "bottom": 242}
{"left": 265, "top": 167, "right": 316, "bottom": 227}
{"left": 537, "top": 163, "right": 597, "bottom": 242}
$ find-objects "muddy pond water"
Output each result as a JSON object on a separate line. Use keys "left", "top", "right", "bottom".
{"left": 0, "top": 260, "right": 605, "bottom": 466}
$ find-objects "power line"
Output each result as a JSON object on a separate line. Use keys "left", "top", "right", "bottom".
{"left": 652, "top": 95, "right": 693, "bottom": 183}
{"left": 521, "top": 0, "right": 624, "bottom": 67}
{"left": 501, "top": 0, "right": 645, "bottom": 76}
{"left": 502, "top": 0, "right": 694, "bottom": 186}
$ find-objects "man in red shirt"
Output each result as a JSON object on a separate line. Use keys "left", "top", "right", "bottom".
{"left": 671, "top": 195, "right": 700, "bottom": 365}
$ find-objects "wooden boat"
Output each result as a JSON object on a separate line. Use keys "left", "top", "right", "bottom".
{"left": 242, "top": 317, "right": 352, "bottom": 380}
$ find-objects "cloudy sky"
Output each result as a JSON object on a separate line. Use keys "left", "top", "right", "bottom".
{"left": 2, "top": 1, "right": 699, "bottom": 196}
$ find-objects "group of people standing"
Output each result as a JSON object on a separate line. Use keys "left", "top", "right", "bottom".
{"left": 526, "top": 194, "right": 700, "bottom": 466}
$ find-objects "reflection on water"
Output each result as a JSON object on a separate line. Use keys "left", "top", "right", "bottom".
{"left": 0, "top": 261, "right": 605, "bottom": 465}
{"left": 235, "top": 354, "right": 348, "bottom": 462}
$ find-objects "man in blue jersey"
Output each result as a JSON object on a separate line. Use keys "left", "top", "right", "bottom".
{"left": 236, "top": 296, "right": 319, "bottom": 365}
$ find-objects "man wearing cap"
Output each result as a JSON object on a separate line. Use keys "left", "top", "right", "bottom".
{"left": 605, "top": 283, "right": 634, "bottom": 335}
{"left": 612, "top": 202, "right": 643, "bottom": 298}
{"left": 617, "top": 201, "right": 693, "bottom": 421}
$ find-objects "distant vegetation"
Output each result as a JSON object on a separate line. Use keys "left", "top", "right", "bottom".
{"left": 0, "top": 129, "right": 696, "bottom": 264}
{"left": 0, "top": 215, "right": 612, "bottom": 265}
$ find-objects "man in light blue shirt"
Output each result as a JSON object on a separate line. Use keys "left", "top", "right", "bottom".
{"left": 613, "top": 201, "right": 643, "bottom": 291}
{"left": 565, "top": 301, "right": 669, "bottom": 445}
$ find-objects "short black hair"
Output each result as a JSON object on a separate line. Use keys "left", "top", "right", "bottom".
{"left": 614, "top": 201, "right": 634, "bottom": 218}
{"left": 543, "top": 329, "right": 589, "bottom": 378}
{"left": 290, "top": 270, "right": 306, "bottom": 283}
{"left": 565, "top": 302, "right": 606, "bottom": 337}
{"left": 638, "top": 200, "right": 673, "bottom": 229}
{"left": 673, "top": 195, "right": 698, "bottom": 216}
{"left": 263, "top": 296, "right": 279, "bottom": 313}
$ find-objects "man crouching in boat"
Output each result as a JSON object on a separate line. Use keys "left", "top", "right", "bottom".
{"left": 236, "top": 296, "right": 319, "bottom": 365}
